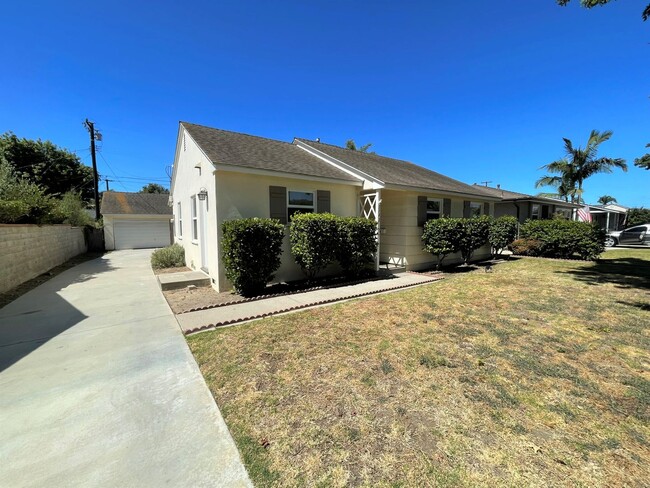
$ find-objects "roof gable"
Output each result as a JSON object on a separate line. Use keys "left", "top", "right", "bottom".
{"left": 101, "top": 191, "right": 172, "bottom": 215}
{"left": 180, "top": 122, "right": 361, "bottom": 183}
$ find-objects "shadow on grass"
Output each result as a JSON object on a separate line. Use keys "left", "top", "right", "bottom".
{"left": 560, "top": 257, "right": 650, "bottom": 290}
{"left": 616, "top": 300, "right": 650, "bottom": 311}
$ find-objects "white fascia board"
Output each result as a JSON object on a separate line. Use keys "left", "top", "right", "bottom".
{"left": 383, "top": 183, "right": 502, "bottom": 201}
{"left": 293, "top": 139, "right": 383, "bottom": 186}
{"left": 170, "top": 125, "right": 183, "bottom": 195}
{"left": 213, "top": 163, "right": 363, "bottom": 187}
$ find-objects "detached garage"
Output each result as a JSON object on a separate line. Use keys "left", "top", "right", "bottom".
{"left": 101, "top": 191, "right": 172, "bottom": 250}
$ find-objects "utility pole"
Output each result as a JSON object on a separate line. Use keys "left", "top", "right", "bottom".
{"left": 104, "top": 179, "right": 113, "bottom": 191}
{"left": 84, "top": 119, "right": 101, "bottom": 220}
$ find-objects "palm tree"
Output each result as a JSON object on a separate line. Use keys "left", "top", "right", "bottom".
{"left": 634, "top": 144, "right": 650, "bottom": 170}
{"left": 597, "top": 195, "right": 617, "bottom": 205}
{"left": 536, "top": 130, "right": 627, "bottom": 204}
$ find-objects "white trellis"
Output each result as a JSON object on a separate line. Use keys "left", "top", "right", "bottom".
{"left": 359, "top": 191, "right": 381, "bottom": 270}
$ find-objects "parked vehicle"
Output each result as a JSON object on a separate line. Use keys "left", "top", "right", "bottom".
{"left": 605, "top": 224, "right": 650, "bottom": 247}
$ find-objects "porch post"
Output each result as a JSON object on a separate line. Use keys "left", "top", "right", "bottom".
{"left": 606, "top": 212, "right": 610, "bottom": 232}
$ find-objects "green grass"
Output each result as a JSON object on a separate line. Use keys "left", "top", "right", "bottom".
{"left": 188, "top": 249, "right": 650, "bottom": 487}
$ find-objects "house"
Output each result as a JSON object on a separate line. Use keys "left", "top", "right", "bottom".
{"left": 170, "top": 122, "right": 499, "bottom": 292}
{"left": 471, "top": 184, "right": 581, "bottom": 223}
{"left": 101, "top": 191, "right": 173, "bottom": 250}
{"left": 588, "top": 203, "right": 628, "bottom": 232}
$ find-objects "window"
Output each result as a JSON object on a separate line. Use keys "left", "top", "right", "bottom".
{"left": 531, "top": 204, "right": 540, "bottom": 220}
{"left": 426, "top": 198, "right": 442, "bottom": 221}
{"left": 469, "top": 202, "right": 482, "bottom": 218}
{"left": 177, "top": 202, "right": 183, "bottom": 238}
{"left": 191, "top": 196, "right": 198, "bottom": 241}
{"left": 287, "top": 190, "right": 315, "bottom": 221}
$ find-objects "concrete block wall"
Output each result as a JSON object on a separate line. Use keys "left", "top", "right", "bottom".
{"left": 0, "top": 225, "right": 87, "bottom": 294}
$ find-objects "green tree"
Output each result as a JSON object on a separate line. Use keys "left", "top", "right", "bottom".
{"left": 422, "top": 218, "right": 464, "bottom": 270}
{"left": 597, "top": 195, "right": 617, "bottom": 205}
{"left": 0, "top": 158, "right": 55, "bottom": 224}
{"left": 140, "top": 183, "right": 169, "bottom": 194}
{"left": 626, "top": 208, "right": 650, "bottom": 226}
{"left": 634, "top": 144, "right": 650, "bottom": 170}
{"left": 0, "top": 132, "right": 94, "bottom": 201}
{"left": 536, "top": 130, "right": 627, "bottom": 204}
{"left": 557, "top": 0, "right": 650, "bottom": 22}
{"left": 345, "top": 139, "right": 374, "bottom": 153}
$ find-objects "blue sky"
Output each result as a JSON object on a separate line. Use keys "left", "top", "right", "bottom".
{"left": 1, "top": 0, "right": 648, "bottom": 206}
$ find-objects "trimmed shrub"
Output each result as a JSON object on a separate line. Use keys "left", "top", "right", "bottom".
{"left": 221, "top": 218, "right": 284, "bottom": 296}
{"left": 510, "top": 238, "right": 543, "bottom": 256}
{"left": 151, "top": 243, "right": 186, "bottom": 269}
{"left": 519, "top": 219, "right": 605, "bottom": 260}
{"left": 459, "top": 216, "right": 491, "bottom": 264}
{"left": 489, "top": 216, "right": 518, "bottom": 255}
{"left": 289, "top": 213, "right": 339, "bottom": 279}
{"left": 422, "top": 218, "right": 464, "bottom": 269}
{"left": 336, "top": 216, "right": 377, "bottom": 277}
{"left": 627, "top": 208, "right": 650, "bottom": 227}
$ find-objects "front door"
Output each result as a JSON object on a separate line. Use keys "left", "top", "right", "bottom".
{"left": 199, "top": 199, "right": 209, "bottom": 271}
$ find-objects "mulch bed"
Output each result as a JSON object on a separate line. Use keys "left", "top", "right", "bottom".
{"left": 0, "top": 252, "right": 104, "bottom": 309}
{"left": 153, "top": 266, "right": 192, "bottom": 275}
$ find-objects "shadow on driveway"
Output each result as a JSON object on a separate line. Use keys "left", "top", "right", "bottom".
{"left": 0, "top": 256, "right": 113, "bottom": 372}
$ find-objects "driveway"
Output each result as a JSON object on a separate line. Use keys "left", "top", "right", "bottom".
{"left": 0, "top": 250, "right": 250, "bottom": 487}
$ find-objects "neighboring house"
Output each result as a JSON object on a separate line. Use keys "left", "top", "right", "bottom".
{"left": 589, "top": 203, "right": 628, "bottom": 232}
{"left": 472, "top": 184, "right": 581, "bottom": 223}
{"left": 171, "top": 122, "right": 499, "bottom": 291}
{"left": 101, "top": 191, "right": 173, "bottom": 250}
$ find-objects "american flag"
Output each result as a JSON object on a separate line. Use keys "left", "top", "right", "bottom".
{"left": 577, "top": 204, "right": 592, "bottom": 222}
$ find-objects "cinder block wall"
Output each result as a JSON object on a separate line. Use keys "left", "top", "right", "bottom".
{"left": 0, "top": 225, "right": 87, "bottom": 294}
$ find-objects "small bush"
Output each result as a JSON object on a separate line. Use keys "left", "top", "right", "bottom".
{"left": 519, "top": 219, "right": 605, "bottom": 260}
{"left": 422, "top": 218, "right": 464, "bottom": 269}
{"left": 290, "top": 213, "right": 339, "bottom": 279}
{"left": 627, "top": 207, "right": 650, "bottom": 227}
{"left": 221, "top": 218, "right": 284, "bottom": 296}
{"left": 489, "top": 216, "right": 518, "bottom": 256}
{"left": 55, "top": 191, "right": 93, "bottom": 227}
{"left": 151, "top": 243, "right": 186, "bottom": 269}
{"left": 336, "top": 216, "right": 377, "bottom": 277}
{"left": 510, "top": 238, "right": 543, "bottom": 256}
{"left": 459, "top": 216, "right": 491, "bottom": 264}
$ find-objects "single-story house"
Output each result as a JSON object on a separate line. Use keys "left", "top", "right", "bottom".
{"left": 101, "top": 191, "right": 173, "bottom": 250}
{"left": 471, "top": 184, "right": 581, "bottom": 223}
{"left": 588, "top": 203, "right": 628, "bottom": 232}
{"left": 170, "top": 122, "right": 500, "bottom": 291}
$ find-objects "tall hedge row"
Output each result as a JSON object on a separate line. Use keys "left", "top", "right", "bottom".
{"left": 518, "top": 219, "right": 605, "bottom": 260}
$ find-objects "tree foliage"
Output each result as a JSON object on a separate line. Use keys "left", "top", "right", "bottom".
{"left": 459, "top": 216, "right": 491, "bottom": 264}
{"left": 597, "top": 195, "right": 617, "bottom": 205}
{"left": 488, "top": 216, "right": 519, "bottom": 255}
{"left": 345, "top": 139, "right": 374, "bottom": 153}
{"left": 519, "top": 219, "right": 605, "bottom": 260}
{"left": 557, "top": 0, "right": 650, "bottom": 21}
{"left": 422, "top": 218, "right": 464, "bottom": 269}
{"left": 140, "top": 183, "right": 169, "bottom": 194}
{"left": 289, "top": 213, "right": 339, "bottom": 279}
{"left": 0, "top": 132, "right": 94, "bottom": 201}
{"left": 336, "top": 217, "right": 378, "bottom": 277}
{"left": 626, "top": 208, "right": 650, "bottom": 226}
{"left": 0, "top": 158, "right": 55, "bottom": 224}
{"left": 634, "top": 144, "right": 650, "bottom": 170}
{"left": 535, "top": 130, "right": 627, "bottom": 203}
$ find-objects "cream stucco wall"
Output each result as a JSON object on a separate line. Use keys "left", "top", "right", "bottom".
{"left": 215, "top": 171, "right": 359, "bottom": 290}
{"left": 380, "top": 189, "right": 492, "bottom": 270}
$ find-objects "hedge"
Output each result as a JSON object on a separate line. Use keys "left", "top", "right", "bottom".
{"left": 289, "top": 213, "right": 340, "bottom": 279}
{"left": 517, "top": 219, "right": 605, "bottom": 260}
{"left": 221, "top": 218, "right": 285, "bottom": 296}
{"left": 336, "top": 216, "right": 377, "bottom": 277}
{"left": 459, "top": 216, "right": 491, "bottom": 264}
{"left": 422, "top": 218, "right": 464, "bottom": 269}
{"left": 488, "top": 216, "right": 518, "bottom": 255}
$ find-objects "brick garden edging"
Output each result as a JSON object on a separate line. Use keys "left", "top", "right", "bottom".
{"left": 179, "top": 275, "right": 401, "bottom": 314}
{"left": 183, "top": 275, "right": 444, "bottom": 335}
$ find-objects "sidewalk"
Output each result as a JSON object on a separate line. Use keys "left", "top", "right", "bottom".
{"left": 178, "top": 272, "right": 442, "bottom": 334}
{"left": 0, "top": 250, "right": 251, "bottom": 488}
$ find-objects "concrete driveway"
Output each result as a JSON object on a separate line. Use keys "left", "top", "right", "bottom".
{"left": 0, "top": 250, "right": 250, "bottom": 487}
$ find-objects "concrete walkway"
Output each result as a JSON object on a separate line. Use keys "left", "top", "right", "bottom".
{"left": 178, "top": 272, "right": 442, "bottom": 334}
{"left": 0, "top": 250, "right": 251, "bottom": 487}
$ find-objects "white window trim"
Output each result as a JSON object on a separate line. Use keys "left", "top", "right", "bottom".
{"left": 191, "top": 195, "right": 198, "bottom": 243}
{"left": 287, "top": 189, "right": 316, "bottom": 219}
{"left": 177, "top": 202, "right": 183, "bottom": 239}
{"left": 469, "top": 201, "right": 482, "bottom": 218}
{"left": 426, "top": 198, "right": 443, "bottom": 221}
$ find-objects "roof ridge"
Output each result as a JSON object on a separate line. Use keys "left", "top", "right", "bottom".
{"left": 181, "top": 121, "right": 297, "bottom": 148}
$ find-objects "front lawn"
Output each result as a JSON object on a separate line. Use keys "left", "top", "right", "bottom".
{"left": 188, "top": 250, "right": 650, "bottom": 487}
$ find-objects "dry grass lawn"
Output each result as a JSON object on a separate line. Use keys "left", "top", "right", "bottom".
{"left": 188, "top": 250, "right": 650, "bottom": 487}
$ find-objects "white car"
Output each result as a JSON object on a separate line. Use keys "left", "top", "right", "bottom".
{"left": 605, "top": 224, "right": 650, "bottom": 247}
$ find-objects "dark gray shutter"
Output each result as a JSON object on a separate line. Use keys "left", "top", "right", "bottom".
{"left": 483, "top": 202, "right": 490, "bottom": 216}
{"left": 417, "top": 196, "right": 427, "bottom": 226}
{"left": 269, "top": 186, "right": 287, "bottom": 224}
{"left": 463, "top": 200, "right": 471, "bottom": 218}
{"left": 316, "top": 190, "right": 330, "bottom": 213}
{"left": 443, "top": 198, "right": 451, "bottom": 217}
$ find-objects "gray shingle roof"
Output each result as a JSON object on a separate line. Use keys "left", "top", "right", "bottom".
{"left": 101, "top": 191, "right": 172, "bottom": 215}
{"left": 471, "top": 185, "right": 582, "bottom": 207}
{"left": 181, "top": 122, "right": 360, "bottom": 183}
{"left": 296, "top": 139, "right": 490, "bottom": 196}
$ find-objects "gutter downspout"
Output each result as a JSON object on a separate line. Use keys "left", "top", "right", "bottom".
{"left": 513, "top": 202, "right": 522, "bottom": 238}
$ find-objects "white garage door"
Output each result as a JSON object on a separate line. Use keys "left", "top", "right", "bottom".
{"left": 114, "top": 220, "right": 171, "bottom": 250}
